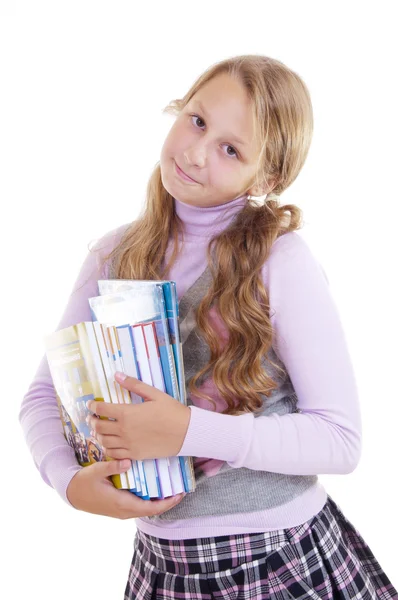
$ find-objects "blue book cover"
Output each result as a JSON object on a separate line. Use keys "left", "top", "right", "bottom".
{"left": 153, "top": 319, "right": 174, "bottom": 397}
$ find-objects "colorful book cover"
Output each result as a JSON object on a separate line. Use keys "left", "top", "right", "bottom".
{"left": 43, "top": 321, "right": 130, "bottom": 491}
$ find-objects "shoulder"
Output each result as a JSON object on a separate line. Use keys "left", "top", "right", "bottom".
{"left": 82, "top": 222, "right": 132, "bottom": 280}
{"left": 263, "top": 231, "right": 329, "bottom": 286}
{"left": 270, "top": 230, "right": 314, "bottom": 260}
{"left": 88, "top": 222, "right": 132, "bottom": 256}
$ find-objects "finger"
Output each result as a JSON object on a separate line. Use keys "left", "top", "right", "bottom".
{"left": 114, "top": 372, "right": 165, "bottom": 402}
{"left": 93, "top": 433, "right": 123, "bottom": 449}
{"left": 122, "top": 493, "right": 186, "bottom": 517}
{"left": 147, "top": 494, "right": 186, "bottom": 514}
{"left": 88, "top": 415, "right": 120, "bottom": 435}
{"left": 87, "top": 400, "right": 126, "bottom": 419}
{"left": 90, "top": 458, "right": 131, "bottom": 477}
{"left": 104, "top": 447, "right": 133, "bottom": 460}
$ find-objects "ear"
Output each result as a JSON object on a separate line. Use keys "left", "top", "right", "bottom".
{"left": 247, "top": 177, "right": 276, "bottom": 197}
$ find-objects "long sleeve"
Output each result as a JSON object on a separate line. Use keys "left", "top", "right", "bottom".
{"left": 177, "top": 232, "right": 362, "bottom": 475}
{"left": 18, "top": 223, "right": 130, "bottom": 506}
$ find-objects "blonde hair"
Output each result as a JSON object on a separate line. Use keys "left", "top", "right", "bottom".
{"left": 99, "top": 55, "right": 313, "bottom": 415}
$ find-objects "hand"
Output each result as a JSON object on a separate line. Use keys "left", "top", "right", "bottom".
{"left": 86, "top": 373, "right": 191, "bottom": 461}
{"left": 66, "top": 459, "right": 186, "bottom": 519}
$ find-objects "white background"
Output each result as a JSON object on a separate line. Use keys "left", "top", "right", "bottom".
{"left": 1, "top": 1, "right": 397, "bottom": 598}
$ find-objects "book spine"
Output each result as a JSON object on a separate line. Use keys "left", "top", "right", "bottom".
{"left": 107, "top": 326, "right": 132, "bottom": 406}
{"left": 157, "top": 286, "right": 180, "bottom": 402}
{"left": 151, "top": 320, "right": 185, "bottom": 495}
{"left": 163, "top": 283, "right": 190, "bottom": 492}
{"left": 141, "top": 323, "right": 172, "bottom": 499}
{"left": 153, "top": 319, "right": 173, "bottom": 396}
{"left": 123, "top": 325, "right": 148, "bottom": 499}
{"left": 131, "top": 324, "right": 161, "bottom": 500}
{"left": 143, "top": 323, "right": 180, "bottom": 498}
{"left": 116, "top": 324, "right": 148, "bottom": 496}
{"left": 84, "top": 322, "right": 139, "bottom": 490}
{"left": 102, "top": 326, "right": 125, "bottom": 405}
{"left": 170, "top": 283, "right": 196, "bottom": 493}
{"left": 92, "top": 322, "right": 129, "bottom": 490}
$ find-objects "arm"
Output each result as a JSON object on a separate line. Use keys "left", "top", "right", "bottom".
{"left": 177, "top": 232, "right": 362, "bottom": 475}
{"left": 18, "top": 224, "right": 130, "bottom": 505}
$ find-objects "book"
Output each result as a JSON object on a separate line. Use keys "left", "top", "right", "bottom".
{"left": 88, "top": 282, "right": 195, "bottom": 495}
{"left": 114, "top": 323, "right": 145, "bottom": 496}
{"left": 141, "top": 322, "right": 185, "bottom": 495}
{"left": 44, "top": 281, "right": 196, "bottom": 499}
{"left": 96, "top": 279, "right": 195, "bottom": 493}
{"left": 97, "top": 280, "right": 180, "bottom": 400}
{"left": 99, "top": 322, "right": 150, "bottom": 496}
{"left": 44, "top": 322, "right": 137, "bottom": 493}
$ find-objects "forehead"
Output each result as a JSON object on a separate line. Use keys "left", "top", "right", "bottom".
{"left": 191, "top": 78, "right": 252, "bottom": 118}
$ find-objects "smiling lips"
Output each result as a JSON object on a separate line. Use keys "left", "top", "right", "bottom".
{"left": 175, "top": 161, "right": 199, "bottom": 184}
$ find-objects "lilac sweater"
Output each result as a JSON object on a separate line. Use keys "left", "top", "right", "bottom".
{"left": 19, "top": 193, "right": 362, "bottom": 540}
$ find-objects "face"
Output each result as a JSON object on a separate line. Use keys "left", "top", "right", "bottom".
{"left": 160, "top": 72, "right": 264, "bottom": 208}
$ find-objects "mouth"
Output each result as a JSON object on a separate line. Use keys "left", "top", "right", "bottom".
{"left": 174, "top": 161, "right": 199, "bottom": 184}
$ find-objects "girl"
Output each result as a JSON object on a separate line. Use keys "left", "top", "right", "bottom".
{"left": 20, "top": 55, "right": 398, "bottom": 599}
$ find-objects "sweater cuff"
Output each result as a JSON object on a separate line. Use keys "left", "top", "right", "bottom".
{"left": 177, "top": 405, "right": 254, "bottom": 463}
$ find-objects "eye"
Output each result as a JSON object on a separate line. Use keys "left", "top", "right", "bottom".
{"left": 189, "top": 114, "right": 239, "bottom": 158}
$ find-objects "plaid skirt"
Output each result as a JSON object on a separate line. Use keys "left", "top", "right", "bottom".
{"left": 124, "top": 495, "right": 398, "bottom": 599}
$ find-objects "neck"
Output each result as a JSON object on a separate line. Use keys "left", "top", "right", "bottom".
{"left": 173, "top": 193, "right": 249, "bottom": 240}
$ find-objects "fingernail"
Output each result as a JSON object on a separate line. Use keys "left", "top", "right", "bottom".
{"left": 115, "top": 371, "right": 127, "bottom": 381}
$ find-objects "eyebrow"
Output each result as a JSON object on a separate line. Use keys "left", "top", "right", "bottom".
{"left": 193, "top": 100, "right": 248, "bottom": 147}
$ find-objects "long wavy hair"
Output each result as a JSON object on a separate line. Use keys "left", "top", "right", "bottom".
{"left": 97, "top": 55, "right": 313, "bottom": 416}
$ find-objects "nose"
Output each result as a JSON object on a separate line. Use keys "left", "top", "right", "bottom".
{"left": 184, "top": 144, "right": 207, "bottom": 169}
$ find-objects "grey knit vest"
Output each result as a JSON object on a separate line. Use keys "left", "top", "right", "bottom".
{"left": 142, "top": 265, "right": 317, "bottom": 521}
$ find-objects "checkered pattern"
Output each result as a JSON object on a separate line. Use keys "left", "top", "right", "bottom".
{"left": 124, "top": 495, "right": 398, "bottom": 599}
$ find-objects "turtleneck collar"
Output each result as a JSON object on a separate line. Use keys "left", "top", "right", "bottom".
{"left": 173, "top": 193, "right": 249, "bottom": 240}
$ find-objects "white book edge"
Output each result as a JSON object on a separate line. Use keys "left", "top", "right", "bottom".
{"left": 117, "top": 325, "right": 148, "bottom": 495}
{"left": 91, "top": 322, "right": 129, "bottom": 490}
{"left": 108, "top": 326, "right": 131, "bottom": 405}
{"left": 142, "top": 324, "right": 173, "bottom": 498}
{"left": 102, "top": 326, "right": 124, "bottom": 405}
{"left": 132, "top": 325, "right": 164, "bottom": 499}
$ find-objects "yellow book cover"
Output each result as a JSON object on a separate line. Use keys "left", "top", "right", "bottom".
{"left": 44, "top": 321, "right": 127, "bottom": 490}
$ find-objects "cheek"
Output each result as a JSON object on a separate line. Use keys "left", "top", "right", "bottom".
{"left": 211, "top": 158, "right": 235, "bottom": 179}
{"left": 165, "top": 119, "right": 185, "bottom": 147}
{"left": 160, "top": 130, "right": 173, "bottom": 156}
{"left": 161, "top": 137, "right": 177, "bottom": 166}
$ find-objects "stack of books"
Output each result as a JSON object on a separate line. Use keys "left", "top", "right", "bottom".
{"left": 43, "top": 279, "right": 196, "bottom": 501}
